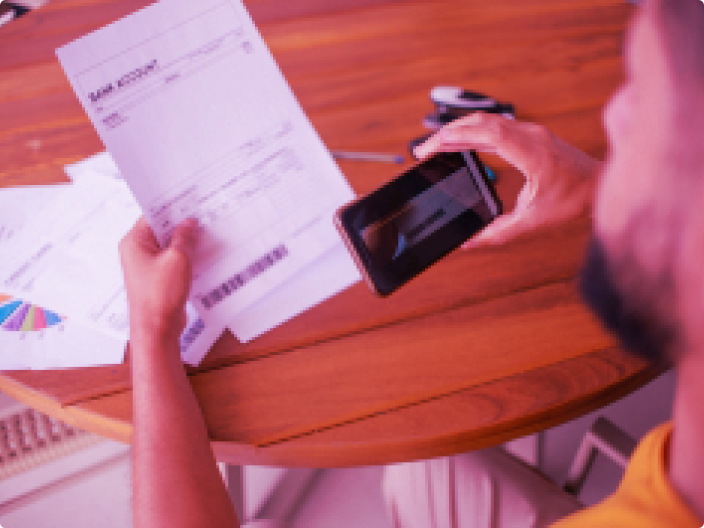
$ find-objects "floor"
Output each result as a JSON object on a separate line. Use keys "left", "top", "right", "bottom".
{"left": 0, "top": 369, "right": 675, "bottom": 528}
{"left": 0, "top": 451, "right": 133, "bottom": 528}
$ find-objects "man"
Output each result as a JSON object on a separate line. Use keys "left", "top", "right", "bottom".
{"left": 119, "top": 0, "right": 704, "bottom": 526}
{"left": 384, "top": 0, "right": 704, "bottom": 525}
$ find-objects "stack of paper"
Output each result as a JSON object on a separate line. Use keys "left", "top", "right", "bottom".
{"left": 0, "top": 184, "right": 127, "bottom": 369}
{"left": 66, "top": 151, "right": 361, "bottom": 344}
{"left": 0, "top": 178, "right": 223, "bottom": 369}
{"left": 0, "top": 0, "right": 361, "bottom": 370}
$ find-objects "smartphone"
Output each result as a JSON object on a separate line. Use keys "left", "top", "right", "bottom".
{"left": 334, "top": 151, "right": 502, "bottom": 296}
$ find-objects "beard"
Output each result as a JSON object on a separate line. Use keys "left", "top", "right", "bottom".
{"left": 579, "top": 236, "right": 677, "bottom": 366}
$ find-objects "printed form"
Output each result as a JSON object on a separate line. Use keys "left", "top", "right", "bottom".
{"left": 0, "top": 179, "right": 139, "bottom": 340}
{"left": 0, "top": 184, "right": 127, "bottom": 369}
{"left": 56, "top": 0, "right": 356, "bottom": 330}
{"left": 64, "top": 151, "right": 361, "bottom": 344}
{"left": 0, "top": 177, "right": 222, "bottom": 366}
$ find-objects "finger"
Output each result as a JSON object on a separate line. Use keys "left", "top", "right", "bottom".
{"left": 414, "top": 112, "right": 506, "bottom": 160}
{"left": 462, "top": 214, "right": 516, "bottom": 247}
{"left": 137, "top": 216, "right": 164, "bottom": 251}
{"left": 514, "top": 179, "right": 539, "bottom": 210}
{"left": 415, "top": 113, "right": 545, "bottom": 179}
{"left": 462, "top": 212, "right": 528, "bottom": 249}
{"left": 169, "top": 217, "right": 199, "bottom": 258}
{"left": 414, "top": 113, "right": 491, "bottom": 160}
{"left": 121, "top": 216, "right": 155, "bottom": 253}
{"left": 127, "top": 216, "right": 149, "bottom": 240}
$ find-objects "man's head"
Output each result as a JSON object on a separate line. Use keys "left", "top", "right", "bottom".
{"left": 581, "top": 0, "right": 704, "bottom": 364}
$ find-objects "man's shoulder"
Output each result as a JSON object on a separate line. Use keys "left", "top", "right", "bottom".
{"left": 552, "top": 423, "right": 701, "bottom": 528}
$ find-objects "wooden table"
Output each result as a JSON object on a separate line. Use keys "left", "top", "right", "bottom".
{"left": 0, "top": 0, "right": 660, "bottom": 467}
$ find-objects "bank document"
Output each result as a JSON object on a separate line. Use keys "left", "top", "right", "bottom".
{"left": 56, "top": 0, "right": 355, "bottom": 329}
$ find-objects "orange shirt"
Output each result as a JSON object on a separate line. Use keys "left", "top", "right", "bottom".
{"left": 552, "top": 422, "right": 702, "bottom": 528}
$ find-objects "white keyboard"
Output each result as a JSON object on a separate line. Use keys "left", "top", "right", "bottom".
{"left": 0, "top": 404, "right": 100, "bottom": 481}
{"left": 0, "top": 394, "right": 130, "bottom": 505}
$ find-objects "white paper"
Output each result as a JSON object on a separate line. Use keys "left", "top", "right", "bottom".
{"left": 180, "top": 302, "right": 224, "bottom": 365}
{"left": 0, "top": 185, "right": 126, "bottom": 369}
{"left": 0, "top": 178, "right": 139, "bottom": 339}
{"left": 65, "top": 150, "right": 361, "bottom": 344}
{"left": 229, "top": 244, "right": 360, "bottom": 342}
{"left": 0, "top": 184, "right": 70, "bottom": 244}
{"left": 61, "top": 154, "right": 226, "bottom": 364}
{"left": 64, "top": 151, "right": 121, "bottom": 182}
{"left": 0, "top": 177, "right": 224, "bottom": 365}
{"left": 0, "top": 296, "right": 126, "bottom": 369}
{"left": 56, "top": 0, "right": 356, "bottom": 333}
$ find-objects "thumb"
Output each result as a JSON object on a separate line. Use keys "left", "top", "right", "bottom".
{"left": 462, "top": 213, "right": 522, "bottom": 249}
{"left": 169, "top": 218, "right": 199, "bottom": 258}
{"left": 120, "top": 216, "right": 160, "bottom": 257}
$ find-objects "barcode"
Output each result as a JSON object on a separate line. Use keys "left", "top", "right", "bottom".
{"left": 199, "top": 245, "right": 288, "bottom": 310}
{"left": 180, "top": 317, "right": 205, "bottom": 351}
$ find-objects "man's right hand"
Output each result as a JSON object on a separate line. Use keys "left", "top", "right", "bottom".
{"left": 414, "top": 112, "right": 600, "bottom": 248}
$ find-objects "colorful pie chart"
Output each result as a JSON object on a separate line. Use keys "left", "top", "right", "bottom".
{"left": 0, "top": 294, "right": 63, "bottom": 332}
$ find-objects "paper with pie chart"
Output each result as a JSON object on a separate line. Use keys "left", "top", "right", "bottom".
{"left": 0, "top": 293, "right": 124, "bottom": 369}
{"left": 0, "top": 185, "right": 127, "bottom": 370}
{"left": 0, "top": 179, "right": 222, "bottom": 367}
{"left": 0, "top": 295, "right": 63, "bottom": 333}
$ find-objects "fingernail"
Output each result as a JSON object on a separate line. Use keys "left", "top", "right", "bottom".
{"left": 414, "top": 144, "right": 429, "bottom": 159}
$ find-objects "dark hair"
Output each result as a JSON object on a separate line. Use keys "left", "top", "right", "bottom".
{"left": 654, "top": 0, "right": 704, "bottom": 84}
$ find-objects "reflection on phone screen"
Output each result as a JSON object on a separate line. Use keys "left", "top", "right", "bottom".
{"left": 359, "top": 163, "right": 482, "bottom": 265}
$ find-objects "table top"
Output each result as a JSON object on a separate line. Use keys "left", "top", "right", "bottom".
{"left": 0, "top": 0, "right": 661, "bottom": 467}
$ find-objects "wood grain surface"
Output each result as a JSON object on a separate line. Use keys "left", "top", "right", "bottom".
{"left": 0, "top": 0, "right": 658, "bottom": 467}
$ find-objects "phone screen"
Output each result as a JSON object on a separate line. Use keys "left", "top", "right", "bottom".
{"left": 337, "top": 151, "right": 502, "bottom": 295}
